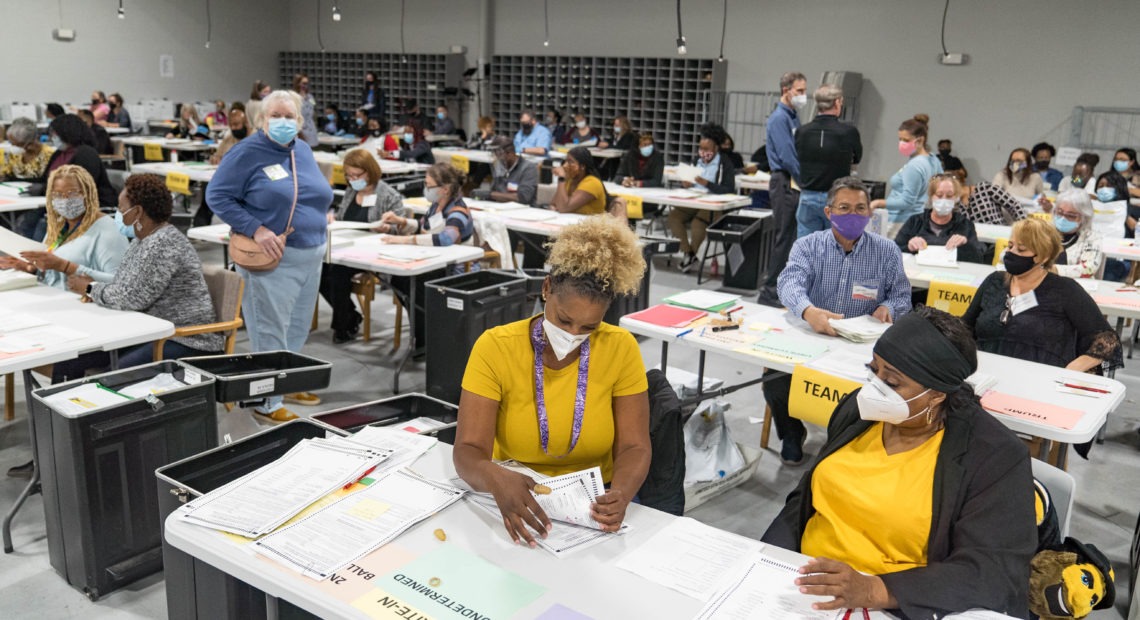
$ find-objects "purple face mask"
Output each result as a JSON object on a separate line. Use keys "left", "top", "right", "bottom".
{"left": 830, "top": 213, "right": 871, "bottom": 240}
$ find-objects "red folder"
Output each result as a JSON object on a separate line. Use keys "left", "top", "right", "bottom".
{"left": 625, "top": 304, "right": 707, "bottom": 328}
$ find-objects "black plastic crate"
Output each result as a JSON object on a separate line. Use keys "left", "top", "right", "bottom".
{"left": 706, "top": 213, "right": 775, "bottom": 290}
{"left": 31, "top": 360, "right": 218, "bottom": 601}
{"left": 424, "top": 270, "right": 529, "bottom": 404}
{"left": 181, "top": 351, "right": 331, "bottom": 403}
{"left": 156, "top": 420, "right": 342, "bottom": 620}
{"left": 313, "top": 393, "right": 459, "bottom": 444}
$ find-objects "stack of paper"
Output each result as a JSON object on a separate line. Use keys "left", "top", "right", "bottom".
{"left": 0, "top": 270, "right": 36, "bottom": 292}
{"left": 664, "top": 290, "right": 741, "bottom": 312}
{"left": 828, "top": 315, "right": 890, "bottom": 343}
{"left": 915, "top": 245, "right": 958, "bottom": 267}
{"left": 118, "top": 373, "right": 189, "bottom": 398}
{"left": 42, "top": 383, "right": 131, "bottom": 415}
{"left": 253, "top": 469, "right": 465, "bottom": 579}
{"left": 808, "top": 350, "right": 872, "bottom": 383}
{"left": 344, "top": 425, "right": 438, "bottom": 478}
{"left": 624, "top": 304, "right": 707, "bottom": 328}
{"left": 694, "top": 551, "right": 843, "bottom": 620}
{"left": 965, "top": 372, "right": 997, "bottom": 395}
{"left": 0, "top": 226, "right": 47, "bottom": 258}
{"left": 178, "top": 437, "right": 393, "bottom": 538}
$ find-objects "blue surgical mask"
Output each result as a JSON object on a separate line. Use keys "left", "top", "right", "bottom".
{"left": 349, "top": 178, "right": 368, "bottom": 191}
{"left": 114, "top": 207, "right": 137, "bottom": 239}
{"left": 326, "top": 113, "right": 336, "bottom": 122}
{"left": 267, "top": 117, "right": 299, "bottom": 144}
{"left": 639, "top": 145, "right": 654, "bottom": 157}
{"left": 404, "top": 132, "right": 414, "bottom": 144}
{"left": 1053, "top": 215, "right": 1079, "bottom": 234}
{"left": 436, "top": 112, "right": 446, "bottom": 120}
{"left": 355, "top": 117, "right": 365, "bottom": 126}
{"left": 1096, "top": 187, "right": 1116, "bottom": 202}
{"left": 1114, "top": 160, "right": 1131, "bottom": 173}
{"left": 50, "top": 135, "right": 63, "bottom": 149}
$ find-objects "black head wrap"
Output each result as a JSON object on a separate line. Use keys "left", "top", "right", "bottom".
{"left": 873, "top": 313, "right": 976, "bottom": 393}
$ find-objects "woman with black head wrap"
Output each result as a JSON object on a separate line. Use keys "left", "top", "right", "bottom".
{"left": 763, "top": 306, "right": 1036, "bottom": 620}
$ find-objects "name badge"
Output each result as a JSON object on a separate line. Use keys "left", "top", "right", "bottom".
{"left": 262, "top": 164, "right": 289, "bottom": 181}
{"left": 1009, "top": 290, "right": 1038, "bottom": 316}
{"left": 507, "top": 182, "right": 519, "bottom": 192}
{"left": 361, "top": 193, "right": 377, "bottom": 207}
{"left": 852, "top": 280, "right": 879, "bottom": 301}
{"left": 428, "top": 213, "right": 445, "bottom": 231}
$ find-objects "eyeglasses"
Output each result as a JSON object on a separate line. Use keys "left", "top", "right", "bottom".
{"left": 1054, "top": 210, "right": 1081, "bottom": 222}
{"left": 999, "top": 295, "right": 1012, "bottom": 326}
{"left": 830, "top": 203, "right": 871, "bottom": 216}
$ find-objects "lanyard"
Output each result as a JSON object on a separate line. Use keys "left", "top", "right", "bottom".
{"left": 48, "top": 225, "right": 74, "bottom": 251}
{"left": 530, "top": 317, "right": 589, "bottom": 457}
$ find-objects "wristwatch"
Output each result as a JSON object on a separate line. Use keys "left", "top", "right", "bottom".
{"left": 85, "top": 283, "right": 94, "bottom": 296}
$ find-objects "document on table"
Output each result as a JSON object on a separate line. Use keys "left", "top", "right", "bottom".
{"left": 694, "top": 552, "right": 844, "bottom": 620}
{"left": 616, "top": 517, "right": 764, "bottom": 600}
{"left": 0, "top": 325, "right": 88, "bottom": 353}
{"left": 696, "top": 193, "right": 745, "bottom": 203}
{"left": 42, "top": 382, "right": 131, "bottom": 415}
{"left": 253, "top": 469, "right": 465, "bottom": 579}
{"left": 118, "top": 373, "right": 188, "bottom": 398}
{"left": 807, "top": 350, "right": 872, "bottom": 383}
{"left": 0, "top": 311, "right": 50, "bottom": 334}
{"left": 915, "top": 245, "right": 958, "bottom": 267}
{"left": 345, "top": 424, "right": 439, "bottom": 477}
{"left": 745, "top": 332, "right": 829, "bottom": 364}
{"left": 664, "top": 289, "right": 741, "bottom": 312}
{"left": 327, "top": 221, "right": 378, "bottom": 231}
{"left": 532, "top": 467, "right": 609, "bottom": 529}
{"left": 349, "top": 244, "right": 440, "bottom": 262}
{"left": 179, "top": 437, "right": 392, "bottom": 537}
{"left": 673, "top": 163, "right": 702, "bottom": 183}
{"left": 0, "top": 225, "right": 47, "bottom": 257}
{"left": 505, "top": 208, "right": 560, "bottom": 222}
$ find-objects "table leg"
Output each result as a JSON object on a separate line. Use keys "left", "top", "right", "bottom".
{"left": 696, "top": 350, "right": 706, "bottom": 398}
{"left": 3, "top": 369, "right": 42, "bottom": 553}
{"left": 392, "top": 275, "right": 417, "bottom": 394}
{"left": 659, "top": 341, "right": 669, "bottom": 371}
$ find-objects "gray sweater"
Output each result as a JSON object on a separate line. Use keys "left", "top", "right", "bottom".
{"left": 90, "top": 225, "right": 223, "bottom": 353}
{"left": 335, "top": 181, "right": 407, "bottom": 222}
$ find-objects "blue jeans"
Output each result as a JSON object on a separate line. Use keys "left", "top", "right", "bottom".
{"left": 795, "top": 190, "right": 829, "bottom": 238}
{"left": 236, "top": 243, "right": 325, "bottom": 413}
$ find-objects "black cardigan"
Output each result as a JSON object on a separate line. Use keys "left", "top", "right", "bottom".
{"left": 762, "top": 392, "right": 1035, "bottom": 620}
{"left": 893, "top": 209, "right": 985, "bottom": 264}
{"left": 695, "top": 153, "right": 737, "bottom": 195}
{"left": 43, "top": 145, "right": 117, "bottom": 207}
{"left": 615, "top": 150, "right": 665, "bottom": 187}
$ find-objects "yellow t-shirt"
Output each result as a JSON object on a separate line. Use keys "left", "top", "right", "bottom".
{"left": 569, "top": 175, "right": 607, "bottom": 215}
{"left": 801, "top": 422, "right": 944, "bottom": 576}
{"left": 461, "top": 316, "right": 648, "bottom": 481}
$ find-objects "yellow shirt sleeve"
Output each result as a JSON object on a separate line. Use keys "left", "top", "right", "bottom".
{"left": 573, "top": 175, "right": 607, "bottom": 215}
{"left": 612, "top": 330, "right": 649, "bottom": 396}
{"left": 460, "top": 330, "right": 504, "bottom": 402}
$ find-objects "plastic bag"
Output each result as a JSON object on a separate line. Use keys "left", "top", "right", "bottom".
{"left": 683, "top": 400, "right": 745, "bottom": 484}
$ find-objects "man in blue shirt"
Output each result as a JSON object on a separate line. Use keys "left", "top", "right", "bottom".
{"left": 1032, "top": 142, "right": 1063, "bottom": 191}
{"left": 758, "top": 71, "right": 808, "bottom": 307}
{"left": 764, "top": 176, "right": 912, "bottom": 464}
{"left": 513, "top": 109, "right": 552, "bottom": 156}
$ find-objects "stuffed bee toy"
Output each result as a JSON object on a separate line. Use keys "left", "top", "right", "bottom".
{"left": 1028, "top": 537, "right": 1115, "bottom": 619}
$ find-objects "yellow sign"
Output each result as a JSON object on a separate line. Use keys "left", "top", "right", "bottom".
{"left": 331, "top": 163, "right": 346, "bottom": 186}
{"left": 618, "top": 194, "right": 643, "bottom": 219}
{"left": 143, "top": 142, "right": 164, "bottom": 161}
{"left": 450, "top": 154, "right": 470, "bottom": 174}
{"left": 926, "top": 279, "right": 977, "bottom": 316}
{"left": 991, "top": 237, "right": 1009, "bottom": 267}
{"left": 788, "top": 365, "right": 862, "bottom": 427}
{"left": 166, "top": 172, "right": 191, "bottom": 195}
{"left": 1029, "top": 212, "right": 1052, "bottom": 222}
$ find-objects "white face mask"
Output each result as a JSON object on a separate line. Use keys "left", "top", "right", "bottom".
{"left": 931, "top": 198, "right": 956, "bottom": 216}
{"left": 542, "top": 312, "right": 590, "bottom": 361}
{"left": 791, "top": 94, "right": 808, "bottom": 109}
{"left": 8, "top": 145, "right": 25, "bottom": 156}
{"left": 575, "top": 120, "right": 587, "bottom": 129}
{"left": 856, "top": 374, "right": 931, "bottom": 424}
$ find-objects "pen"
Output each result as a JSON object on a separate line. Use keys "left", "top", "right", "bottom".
{"left": 343, "top": 465, "right": 378, "bottom": 490}
{"left": 676, "top": 328, "right": 693, "bottom": 338}
{"left": 723, "top": 305, "right": 743, "bottom": 316}
{"left": 842, "top": 609, "right": 870, "bottom": 620}
{"left": 1055, "top": 381, "right": 1109, "bottom": 394}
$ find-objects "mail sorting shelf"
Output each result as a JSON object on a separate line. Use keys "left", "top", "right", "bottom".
{"left": 490, "top": 55, "right": 728, "bottom": 165}
{"left": 31, "top": 360, "right": 218, "bottom": 601}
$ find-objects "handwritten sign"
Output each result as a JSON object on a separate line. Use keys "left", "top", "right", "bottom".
{"left": 166, "top": 171, "right": 191, "bottom": 195}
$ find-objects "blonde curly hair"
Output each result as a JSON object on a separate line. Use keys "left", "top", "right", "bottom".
{"left": 546, "top": 216, "right": 645, "bottom": 300}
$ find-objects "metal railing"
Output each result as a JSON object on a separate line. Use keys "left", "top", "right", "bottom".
{"left": 1069, "top": 107, "right": 1140, "bottom": 151}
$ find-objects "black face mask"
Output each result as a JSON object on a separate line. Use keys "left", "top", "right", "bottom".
{"left": 91, "top": 99, "right": 100, "bottom": 106}
{"left": 520, "top": 123, "right": 534, "bottom": 136}
{"left": 370, "top": 129, "right": 384, "bottom": 137}
{"left": 1034, "top": 160, "right": 1050, "bottom": 170}
{"left": 1003, "top": 252, "right": 1038, "bottom": 276}
{"left": 232, "top": 127, "right": 249, "bottom": 140}
{"left": 938, "top": 148, "right": 951, "bottom": 157}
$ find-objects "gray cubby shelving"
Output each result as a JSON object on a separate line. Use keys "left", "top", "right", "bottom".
{"left": 279, "top": 52, "right": 449, "bottom": 127}
{"left": 491, "top": 55, "right": 727, "bottom": 164}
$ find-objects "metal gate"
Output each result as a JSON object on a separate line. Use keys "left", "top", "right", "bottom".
{"left": 723, "top": 91, "right": 781, "bottom": 157}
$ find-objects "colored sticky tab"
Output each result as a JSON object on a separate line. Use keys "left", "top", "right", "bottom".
{"left": 992, "top": 237, "right": 1009, "bottom": 267}
{"left": 346, "top": 498, "right": 390, "bottom": 521}
{"left": 166, "top": 171, "right": 191, "bottom": 195}
{"left": 143, "top": 142, "right": 164, "bottom": 161}
{"left": 980, "top": 391, "right": 1084, "bottom": 430}
{"left": 788, "top": 364, "right": 861, "bottom": 427}
{"left": 450, "top": 154, "right": 470, "bottom": 174}
{"left": 926, "top": 280, "right": 978, "bottom": 317}
{"left": 618, "top": 194, "right": 643, "bottom": 219}
{"left": 380, "top": 545, "right": 545, "bottom": 620}
{"left": 331, "top": 163, "right": 346, "bottom": 186}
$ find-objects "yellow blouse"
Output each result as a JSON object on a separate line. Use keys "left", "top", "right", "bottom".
{"left": 461, "top": 316, "right": 648, "bottom": 481}
{"left": 0, "top": 146, "right": 53, "bottom": 180}
{"left": 801, "top": 422, "right": 944, "bottom": 576}
{"left": 568, "top": 174, "right": 607, "bottom": 215}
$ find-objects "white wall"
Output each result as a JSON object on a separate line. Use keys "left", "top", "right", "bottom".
{"left": 285, "top": 0, "right": 1140, "bottom": 181}
{"left": 0, "top": 0, "right": 288, "bottom": 110}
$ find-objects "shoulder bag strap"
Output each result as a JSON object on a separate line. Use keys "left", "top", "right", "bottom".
{"left": 281, "top": 149, "right": 299, "bottom": 237}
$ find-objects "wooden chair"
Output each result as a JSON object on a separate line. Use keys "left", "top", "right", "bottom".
{"left": 351, "top": 272, "right": 380, "bottom": 342}
{"left": 153, "top": 266, "right": 245, "bottom": 360}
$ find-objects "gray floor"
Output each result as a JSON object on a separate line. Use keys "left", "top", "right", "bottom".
{"left": 0, "top": 244, "right": 1136, "bottom": 619}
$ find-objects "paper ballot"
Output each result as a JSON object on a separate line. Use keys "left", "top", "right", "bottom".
{"left": 616, "top": 517, "right": 763, "bottom": 600}
{"left": 0, "top": 225, "right": 46, "bottom": 258}
{"left": 694, "top": 552, "right": 844, "bottom": 620}
{"left": 673, "top": 163, "right": 702, "bottom": 184}
{"left": 42, "top": 383, "right": 130, "bottom": 415}
{"left": 345, "top": 425, "right": 438, "bottom": 478}
{"left": 179, "top": 437, "right": 392, "bottom": 537}
{"left": 915, "top": 245, "right": 958, "bottom": 268}
{"left": 828, "top": 315, "right": 891, "bottom": 343}
{"left": 253, "top": 470, "right": 465, "bottom": 579}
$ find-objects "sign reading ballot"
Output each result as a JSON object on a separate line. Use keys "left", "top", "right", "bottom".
{"left": 788, "top": 365, "right": 861, "bottom": 427}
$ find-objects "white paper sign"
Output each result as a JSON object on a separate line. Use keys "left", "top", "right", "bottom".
{"left": 1054, "top": 147, "right": 1081, "bottom": 167}
{"left": 159, "top": 54, "right": 175, "bottom": 79}
{"left": 249, "top": 377, "right": 275, "bottom": 396}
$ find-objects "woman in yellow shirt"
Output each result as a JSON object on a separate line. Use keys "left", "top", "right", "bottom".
{"left": 764, "top": 306, "right": 1036, "bottom": 619}
{"left": 455, "top": 217, "right": 650, "bottom": 548}
{"left": 550, "top": 146, "right": 607, "bottom": 215}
